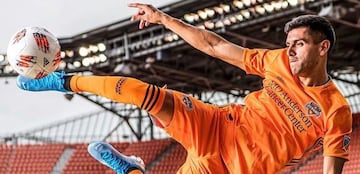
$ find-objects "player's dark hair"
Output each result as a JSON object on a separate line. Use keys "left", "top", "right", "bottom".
{"left": 284, "top": 15, "right": 336, "bottom": 53}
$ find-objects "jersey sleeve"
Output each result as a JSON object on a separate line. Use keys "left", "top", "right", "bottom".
{"left": 242, "top": 48, "right": 286, "bottom": 77}
{"left": 323, "top": 106, "right": 352, "bottom": 160}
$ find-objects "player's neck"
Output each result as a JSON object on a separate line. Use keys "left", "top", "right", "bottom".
{"left": 298, "top": 72, "right": 330, "bottom": 87}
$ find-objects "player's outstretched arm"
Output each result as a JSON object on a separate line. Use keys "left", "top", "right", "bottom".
{"left": 128, "top": 3, "right": 246, "bottom": 70}
{"left": 323, "top": 156, "right": 346, "bottom": 174}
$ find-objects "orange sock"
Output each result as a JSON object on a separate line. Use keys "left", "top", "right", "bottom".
{"left": 70, "top": 76, "right": 166, "bottom": 115}
{"left": 128, "top": 170, "right": 143, "bottom": 174}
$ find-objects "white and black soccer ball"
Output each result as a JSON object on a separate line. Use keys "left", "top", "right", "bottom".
{"left": 7, "top": 26, "right": 61, "bottom": 79}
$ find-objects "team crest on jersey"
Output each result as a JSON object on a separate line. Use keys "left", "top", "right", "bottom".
{"left": 182, "top": 95, "right": 193, "bottom": 111}
{"left": 343, "top": 135, "right": 351, "bottom": 152}
{"left": 305, "top": 101, "right": 321, "bottom": 117}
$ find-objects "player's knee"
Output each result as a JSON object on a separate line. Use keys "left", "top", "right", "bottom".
{"left": 151, "top": 90, "right": 174, "bottom": 126}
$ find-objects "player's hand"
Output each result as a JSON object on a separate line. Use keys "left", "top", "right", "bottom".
{"left": 128, "top": 3, "right": 166, "bottom": 29}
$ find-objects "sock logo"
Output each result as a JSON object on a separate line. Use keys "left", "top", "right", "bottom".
{"left": 115, "top": 78, "right": 127, "bottom": 94}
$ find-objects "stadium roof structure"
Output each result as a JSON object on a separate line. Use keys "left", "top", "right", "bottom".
{"left": 1, "top": 0, "right": 359, "bottom": 94}
{"left": 61, "top": 0, "right": 360, "bottom": 92}
{"left": 1, "top": 0, "right": 360, "bottom": 141}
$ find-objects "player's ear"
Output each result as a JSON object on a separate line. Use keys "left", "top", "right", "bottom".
{"left": 319, "top": 40, "right": 330, "bottom": 56}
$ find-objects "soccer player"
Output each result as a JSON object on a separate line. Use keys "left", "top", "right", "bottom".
{"left": 17, "top": 3, "right": 352, "bottom": 174}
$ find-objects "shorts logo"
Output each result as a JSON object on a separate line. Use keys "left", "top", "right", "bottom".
{"left": 182, "top": 95, "right": 193, "bottom": 111}
{"left": 305, "top": 101, "right": 321, "bottom": 117}
{"left": 343, "top": 135, "right": 351, "bottom": 152}
{"left": 115, "top": 77, "right": 127, "bottom": 94}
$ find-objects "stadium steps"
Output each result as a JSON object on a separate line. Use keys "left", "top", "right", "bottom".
{"left": 5, "top": 143, "right": 66, "bottom": 174}
{"left": 0, "top": 144, "right": 13, "bottom": 174}
{"left": 51, "top": 146, "right": 75, "bottom": 174}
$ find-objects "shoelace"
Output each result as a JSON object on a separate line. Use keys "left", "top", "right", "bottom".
{"left": 34, "top": 72, "right": 64, "bottom": 90}
{"left": 101, "top": 151, "right": 131, "bottom": 173}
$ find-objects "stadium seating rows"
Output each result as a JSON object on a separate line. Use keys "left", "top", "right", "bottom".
{"left": 0, "top": 113, "right": 359, "bottom": 174}
{"left": 0, "top": 139, "right": 182, "bottom": 174}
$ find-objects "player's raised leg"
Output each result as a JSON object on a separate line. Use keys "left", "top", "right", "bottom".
{"left": 17, "top": 72, "right": 174, "bottom": 126}
{"left": 17, "top": 73, "right": 152, "bottom": 173}
{"left": 88, "top": 141, "right": 145, "bottom": 174}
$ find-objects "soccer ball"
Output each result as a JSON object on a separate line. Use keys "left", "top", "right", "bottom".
{"left": 7, "top": 27, "right": 61, "bottom": 79}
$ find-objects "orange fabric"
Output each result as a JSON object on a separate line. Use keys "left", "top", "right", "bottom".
{"left": 128, "top": 170, "right": 143, "bottom": 174}
{"left": 163, "top": 48, "right": 352, "bottom": 173}
{"left": 164, "top": 91, "right": 232, "bottom": 173}
{"left": 236, "top": 48, "right": 351, "bottom": 172}
{"left": 70, "top": 76, "right": 166, "bottom": 115}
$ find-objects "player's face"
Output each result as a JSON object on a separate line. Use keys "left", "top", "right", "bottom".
{"left": 285, "top": 27, "right": 323, "bottom": 76}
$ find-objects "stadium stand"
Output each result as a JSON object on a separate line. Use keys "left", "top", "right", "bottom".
{"left": 60, "top": 139, "right": 174, "bottom": 174}
{"left": 62, "top": 142, "right": 129, "bottom": 174}
{"left": 1, "top": 122, "right": 360, "bottom": 174}
{"left": 0, "top": 144, "right": 12, "bottom": 174}
{"left": 6, "top": 143, "right": 66, "bottom": 174}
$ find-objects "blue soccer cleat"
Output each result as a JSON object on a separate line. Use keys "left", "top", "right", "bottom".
{"left": 88, "top": 141, "right": 145, "bottom": 174}
{"left": 16, "top": 71, "right": 69, "bottom": 92}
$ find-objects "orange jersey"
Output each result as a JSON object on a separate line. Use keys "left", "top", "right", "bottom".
{"left": 223, "top": 48, "right": 352, "bottom": 172}
{"left": 163, "top": 48, "right": 352, "bottom": 173}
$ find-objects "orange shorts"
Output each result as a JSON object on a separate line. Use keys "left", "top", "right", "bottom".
{"left": 163, "top": 91, "right": 253, "bottom": 174}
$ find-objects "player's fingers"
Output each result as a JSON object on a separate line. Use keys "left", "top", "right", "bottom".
{"left": 145, "top": 21, "right": 150, "bottom": 27}
{"left": 131, "top": 10, "right": 146, "bottom": 22}
{"left": 131, "top": 14, "right": 143, "bottom": 22}
{"left": 128, "top": 3, "right": 148, "bottom": 9}
{"left": 131, "top": 15, "right": 139, "bottom": 21}
{"left": 139, "top": 20, "right": 146, "bottom": 29}
{"left": 137, "top": 9, "right": 145, "bottom": 15}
